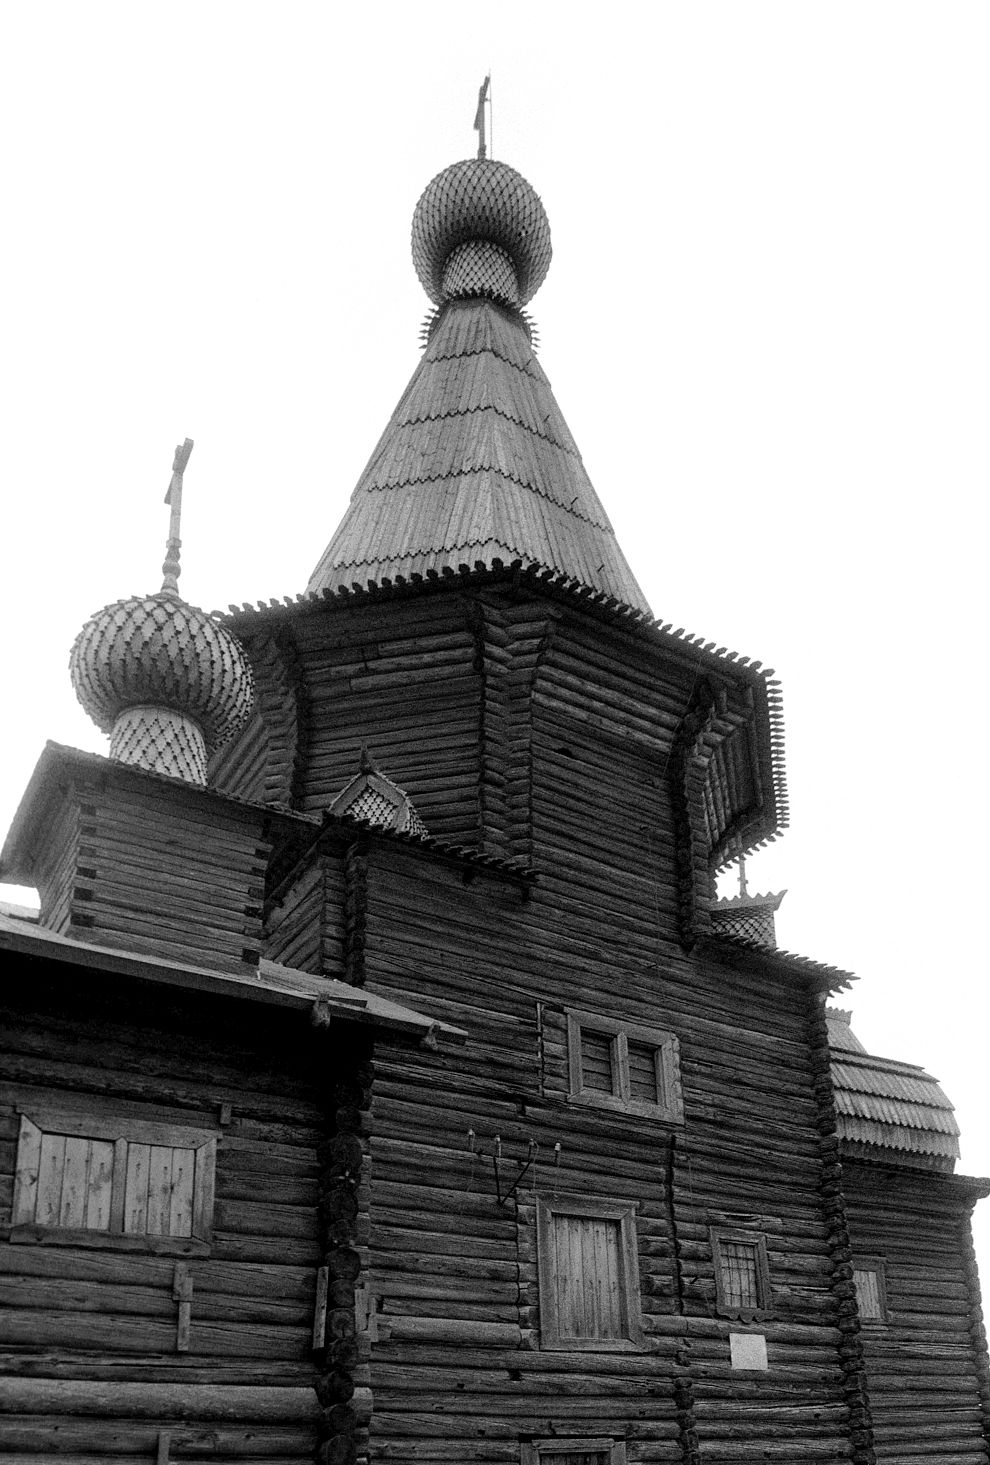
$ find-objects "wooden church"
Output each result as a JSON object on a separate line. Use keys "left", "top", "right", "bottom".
{"left": 1, "top": 136, "right": 988, "bottom": 1465}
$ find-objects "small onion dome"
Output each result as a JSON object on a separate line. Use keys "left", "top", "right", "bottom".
{"left": 69, "top": 591, "right": 254, "bottom": 783}
{"left": 411, "top": 158, "right": 552, "bottom": 308}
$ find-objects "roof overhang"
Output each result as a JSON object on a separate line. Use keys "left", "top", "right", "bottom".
{"left": 696, "top": 931, "right": 855, "bottom": 996}
{"left": 0, "top": 908, "right": 465, "bottom": 1046}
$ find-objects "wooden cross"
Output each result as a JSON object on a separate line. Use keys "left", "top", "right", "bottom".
{"left": 474, "top": 75, "right": 490, "bottom": 160}
{"left": 161, "top": 437, "right": 193, "bottom": 594}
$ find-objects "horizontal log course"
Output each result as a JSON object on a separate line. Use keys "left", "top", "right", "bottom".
{"left": 0, "top": 1378, "right": 320, "bottom": 1419}
{"left": 0, "top": 1417, "right": 315, "bottom": 1453}
{"left": 0, "top": 1309, "right": 310, "bottom": 1361}
{"left": 370, "top": 1410, "right": 682, "bottom": 1441}
{"left": 382, "top": 1318, "right": 522, "bottom": 1347}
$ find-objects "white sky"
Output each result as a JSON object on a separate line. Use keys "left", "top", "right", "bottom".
{"left": 2, "top": 3, "right": 988, "bottom": 1277}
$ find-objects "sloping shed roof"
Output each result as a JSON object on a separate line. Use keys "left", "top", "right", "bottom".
{"left": 307, "top": 298, "right": 651, "bottom": 613}
{"left": 0, "top": 905, "right": 464, "bottom": 1045}
{"left": 827, "top": 1008, "right": 959, "bottom": 1170}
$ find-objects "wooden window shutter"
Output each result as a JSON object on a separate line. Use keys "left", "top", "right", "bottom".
{"left": 553, "top": 1214, "right": 624, "bottom": 1341}
{"left": 11, "top": 1103, "right": 217, "bottom": 1253}
{"left": 564, "top": 1009, "right": 683, "bottom": 1122}
{"left": 537, "top": 1195, "right": 643, "bottom": 1351}
{"left": 580, "top": 1029, "right": 615, "bottom": 1094}
{"left": 852, "top": 1257, "right": 888, "bottom": 1323}
{"left": 521, "top": 1439, "right": 627, "bottom": 1465}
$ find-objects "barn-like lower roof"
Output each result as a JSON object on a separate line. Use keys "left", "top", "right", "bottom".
{"left": 827, "top": 1008, "right": 959, "bottom": 1170}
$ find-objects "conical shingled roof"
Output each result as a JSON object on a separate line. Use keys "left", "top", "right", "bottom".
{"left": 307, "top": 158, "right": 650, "bottom": 613}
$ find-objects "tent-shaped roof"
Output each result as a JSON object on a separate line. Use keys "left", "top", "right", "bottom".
{"left": 307, "top": 157, "right": 650, "bottom": 612}
{"left": 307, "top": 299, "right": 650, "bottom": 610}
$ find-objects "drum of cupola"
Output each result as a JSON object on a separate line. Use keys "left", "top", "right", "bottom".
{"left": 307, "top": 158, "right": 651, "bottom": 614}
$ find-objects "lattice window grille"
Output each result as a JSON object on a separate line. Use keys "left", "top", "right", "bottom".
{"left": 719, "top": 1240, "right": 760, "bottom": 1312}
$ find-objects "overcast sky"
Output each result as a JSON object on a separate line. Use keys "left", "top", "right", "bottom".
{"left": 2, "top": 2, "right": 988, "bottom": 1272}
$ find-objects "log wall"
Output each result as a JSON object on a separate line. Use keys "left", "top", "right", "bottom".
{"left": 0, "top": 964, "right": 341, "bottom": 1462}
{"left": 843, "top": 1160, "right": 990, "bottom": 1463}
{"left": 29, "top": 770, "right": 270, "bottom": 976}
{"left": 355, "top": 839, "right": 848, "bottom": 1461}
{"left": 227, "top": 584, "right": 865, "bottom": 1462}
{"left": 289, "top": 597, "right": 484, "bottom": 843}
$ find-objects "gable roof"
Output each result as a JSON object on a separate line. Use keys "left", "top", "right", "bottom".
{"left": 307, "top": 299, "right": 651, "bottom": 613}
{"left": 328, "top": 754, "right": 428, "bottom": 837}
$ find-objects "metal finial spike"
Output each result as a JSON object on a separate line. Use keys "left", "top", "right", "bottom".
{"left": 161, "top": 438, "right": 193, "bottom": 594}
{"left": 738, "top": 854, "right": 749, "bottom": 899}
{"left": 473, "top": 75, "right": 490, "bottom": 160}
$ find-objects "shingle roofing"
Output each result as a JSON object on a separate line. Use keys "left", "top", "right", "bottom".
{"left": 827, "top": 1009, "right": 960, "bottom": 1169}
{"left": 307, "top": 297, "right": 651, "bottom": 613}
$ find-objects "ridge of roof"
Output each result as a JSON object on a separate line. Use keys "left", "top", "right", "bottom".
{"left": 307, "top": 299, "right": 651, "bottom": 614}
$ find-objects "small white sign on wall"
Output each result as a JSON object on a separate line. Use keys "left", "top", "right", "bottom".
{"left": 729, "top": 1331, "right": 768, "bottom": 1370}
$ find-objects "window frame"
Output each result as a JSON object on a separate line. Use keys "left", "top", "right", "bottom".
{"left": 710, "top": 1227, "right": 773, "bottom": 1323}
{"left": 521, "top": 1439, "right": 627, "bottom": 1465}
{"left": 9, "top": 1099, "right": 217, "bottom": 1257}
{"left": 852, "top": 1255, "right": 889, "bottom": 1326}
{"left": 536, "top": 1192, "right": 644, "bottom": 1352}
{"left": 565, "top": 1008, "right": 683, "bottom": 1123}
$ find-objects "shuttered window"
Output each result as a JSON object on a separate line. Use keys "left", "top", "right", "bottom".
{"left": 521, "top": 1440, "right": 626, "bottom": 1465}
{"left": 580, "top": 1029, "right": 615, "bottom": 1094}
{"left": 537, "top": 1195, "right": 643, "bottom": 1351}
{"left": 853, "top": 1259, "right": 888, "bottom": 1323}
{"left": 565, "top": 1010, "right": 682, "bottom": 1123}
{"left": 711, "top": 1229, "right": 772, "bottom": 1322}
{"left": 11, "top": 1103, "right": 216, "bottom": 1253}
{"left": 553, "top": 1213, "right": 624, "bottom": 1340}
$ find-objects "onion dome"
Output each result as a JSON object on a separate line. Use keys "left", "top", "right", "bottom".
{"left": 69, "top": 441, "right": 254, "bottom": 786}
{"left": 411, "top": 158, "right": 552, "bottom": 308}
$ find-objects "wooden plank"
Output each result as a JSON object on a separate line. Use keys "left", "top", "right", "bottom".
{"left": 35, "top": 1132, "right": 66, "bottom": 1227}
{"left": 312, "top": 1264, "right": 329, "bottom": 1349}
{"left": 84, "top": 1139, "right": 114, "bottom": 1232}
{"left": 172, "top": 1262, "right": 193, "bottom": 1353}
{"left": 168, "top": 1147, "right": 195, "bottom": 1238}
{"left": 10, "top": 1115, "right": 41, "bottom": 1225}
{"left": 57, "top": 1135, "right": 91, "bottom": 1229}
{"left": 192, "top": 1140, "right": 216, "bottom": 1244}
{"left": 123, "top": 1142, "right": 150, "bottom": 1235}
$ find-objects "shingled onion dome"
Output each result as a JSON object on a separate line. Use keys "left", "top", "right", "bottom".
{"left": 69, "top": 442, "right": 254, "bottom": 786}
{"left": 411, "top": 157, "right": 552, "bottom": 309}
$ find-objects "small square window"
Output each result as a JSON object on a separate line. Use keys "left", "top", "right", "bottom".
{"left": 522, "top": 1440, "right": 626, "bottom": 1465}
{"left": 565, "top": 1009, "right": 682, "bottom": 1123}
{"left": 10, "top": 1099, "right": 216, "bottom": 1254}
{"left": 537, "top": 1194, "right": 644, "bottom": 1351}
{"left": 711, "top": 1229, "right": 772, "bottom": 1322}
{"left": 853, "top": 1258, "right": 888, "bottom": 1324}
